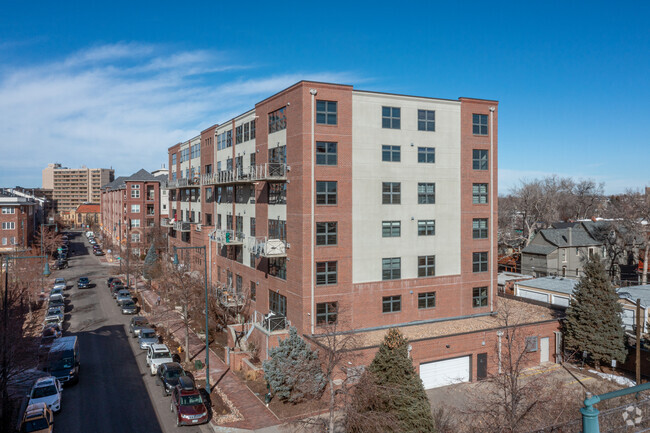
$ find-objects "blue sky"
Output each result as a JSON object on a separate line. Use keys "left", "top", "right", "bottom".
{"left": 0, "top": 1, "right": 648, "bottom": 194}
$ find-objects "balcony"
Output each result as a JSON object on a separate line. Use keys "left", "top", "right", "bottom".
{"left": 201, "top": 163, "right": 287, "bottom": 186}
{"left": 249, "top": 237, "right": 287, "bottom": 258}
{"left": 252, "top": 310, "right": 289, "bottom": 334}
{"left": 216, "top": 284, "right": 245, "bottom": 308}
{"left": 165, "top": 178, "right": 201, "bottom": 189}
{"left": 173, "top": 221, "right": 191, "bottom": 232}
{"left": 213, "top": 229, "right": 244, "bottom": 245}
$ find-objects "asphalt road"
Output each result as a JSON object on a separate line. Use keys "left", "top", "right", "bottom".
{"left": 51, "top": 230, "right": 207, "bottom": 433}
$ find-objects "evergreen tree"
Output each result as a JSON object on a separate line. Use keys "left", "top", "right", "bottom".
{"left": 363, "top": 328, "right": 435, "bottom": 433}
{"left": 262, "top": 327, "right": 326, "bottom": 403}
{"left": 142, "top": 243, "right": 158, "bottom": 280}
{"left": 564, "top": 253, "right": 626, "bottom": 368}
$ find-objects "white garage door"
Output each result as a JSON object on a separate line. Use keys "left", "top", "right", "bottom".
{"left": 621, "top": 309, "right": 635, "bottom": 331}
{"left": 419, "top": 356, "right": 470, "bottom": 389}
{"left": 552, "top": 295, "right": 570, "bottom": 307}
{"left": 518, "top": 289, "right": 549, "bottom": 303}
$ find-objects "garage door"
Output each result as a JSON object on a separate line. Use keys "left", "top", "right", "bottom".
{"left": 419, "top": 356, "right": 471, "bottom": 389}
{"left": 518, "top": 289, "right": 549, "bottom": 303}
{"left": 621, "top": 309, "right": 635, "bottom": 331}
{"left": 552, "top": 295, "right": 570, "bottom": 307}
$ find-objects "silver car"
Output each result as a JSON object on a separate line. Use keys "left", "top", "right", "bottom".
{"left": 46, "top": 307, "right": 64, "bottom": 322}
{"left": 138, "top": 328, "right": 159, "bottom": 350}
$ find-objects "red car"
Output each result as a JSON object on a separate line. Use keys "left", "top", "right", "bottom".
{"left": 170, "top": 377, "right": 209, "bottom": 426}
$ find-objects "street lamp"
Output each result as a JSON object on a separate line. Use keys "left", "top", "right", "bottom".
{"left": 172, "top": 245, "right": 210, "bottom": 393}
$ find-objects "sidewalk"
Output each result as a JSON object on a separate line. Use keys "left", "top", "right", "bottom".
{"left": 133, "top": 278, "right": 282, "bottom": 432}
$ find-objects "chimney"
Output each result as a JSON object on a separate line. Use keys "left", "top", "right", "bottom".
{"left": 568, "top": 227, "right": 573, "bottom": 246}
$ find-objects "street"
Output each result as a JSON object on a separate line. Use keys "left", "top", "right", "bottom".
{"left": 51, "top": 230, "right": 206, "bottom": 433}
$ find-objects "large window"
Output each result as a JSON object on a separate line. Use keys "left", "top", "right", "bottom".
{"left": 316, "top": 142, "right": 337, "bottom": 165}
{"left": 473, "top": 149, "right": 488, "bottom": 170}
{"left": 473, "top": 252, "right": 488, "bottom": 273}
{"left": 131, "top": 185, "right": 140, "bottom": 198}
{"left": 1, "top": 207, "right": 15, "bottom": 214}
{"left": 244, "top": 123, "right": 250, "bottom": 141}
{"left": 250, "top": 281, "right": 256, "bottom": 301}
{"left": 382, "top": 258, "right": 401, "bottom": 280}
{"left": 473, "top": 287, "right": 488, "bottom": 307}
{"left": 382, "top": 182, "right": 401, "bottom": 204}
{"left": 418, "top": 109, "right": 435, "bottom": 131}
{"left": 418, "top": 292, "right": 436, "bottom": 309}
{"left": 131, "top": 204, "right": 140, "bottom": 213}
{"left": 268, "top": 183, "right": 287, "bottom": 205}
{"left": 473, "top": 218, "right": 488, "bottom": 239}
{"left": 2, "top": 222, "right": 15, "bottom": 230}
{"left": 316, "top": 100, "right": 337, "bottom": 125}
{"left": 418, "top": 183, "right": 435, "bottom": 204}
{"left": 131, "top": 219, "right": 140, "bottom": 228}
{"left": 418, "top": 147, "right": 435, "bottom": 163}
{"left": 268, "top": 219, "right": 287, "bottom": 241}
{"left": 418, "top": 220, "right": 435, "bottom": 236}
{"left": 473, "top": 114, "right": 488, "bottom": 135}
{"left": 269, "top": 145, "right": 287, "bottom": 164}
{"left": 250, "top": 217, "right": 256, "bottom": 237}
{"left": 131, "top": 233, "right": 140, "bottom": 243}
{"left": 235, "top": 125, "right": 243, "bottom": 144}
{"left": 269, "top": 290, "right": 287, "bottom": 316}
{"left": 316, "top": 261, "right": 337, "bottom": 285}
{"left": 418, "top": 255, "right": 435, "bottom": 277}
{"left": 171, "top": 154, "right": 177, "bottom": 166}
{"left": 382, "top": 221, "right": 401, "bottom": 237}
{"left": 269, "top": 107, "right": 287, "bottom": 133}
{"left": 316, "top": 222, "right": 337, "bottom": 246}
{"left": 316, "top": 181, "right": 337, "bottom": 205}
{"left": 316, "top": 302, "right": 338, "bottom": 325}
{"left": 382, "top": 106, "right": 401, "bottom": 129}
{"left": 382, "top": 145, "right": 400, "bottom": 162}
{"left": 269, "top": 258, "right": 287, "bottom": 280}
{"left": 382, "top": 295, "right": 401, "bottom": 313}
{"left": 472, "top": 183, "right": 488, "bottom": 204}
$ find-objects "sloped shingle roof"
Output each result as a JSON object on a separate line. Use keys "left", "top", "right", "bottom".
{"left": 126, "top": 169, "right": 159, "bottom": 182}
{"left": 521, "top": 244, "right": 556, "bottom": 255}
{"left": 540, "top": 227, "right": 600, "bottom": 248}
{"left": 76, "top": 204, "right": 100, "bottom": 214}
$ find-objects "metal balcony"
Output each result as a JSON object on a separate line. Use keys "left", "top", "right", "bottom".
{"left": 161, "top": 217, "right": 173, "bottom": 227}
{"left": 249, "top": 237, "right": 287, "bottom": 258}
{"left": 201, "top": 163, "right": 287, "bottom": 186}
{"left": 216, "top": 285, "right": 245, "bottom": 308}
{"left": 213, "top": 229, "right": 244, "bottom": 245}
{"left": 173, "top": 221, "right": 191, "bottom": 232}
{"left": 252, "top": 310, "right": 289, "bottom": 334}
{"left": 165, "top": 178, "right": 201, "bottom": 189}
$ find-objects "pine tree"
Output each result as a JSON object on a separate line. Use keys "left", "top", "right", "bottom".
{"left": 262, "top": 327, "right": 326, "bottom": 403}
{"left": 142, "top": 243, "right": 158, "bottom": 280}
{"left": 564, "top": 253, "right": 626, "bottom": 368}
{"left": 364, "top": 328, "right": 435, "bottom": 433}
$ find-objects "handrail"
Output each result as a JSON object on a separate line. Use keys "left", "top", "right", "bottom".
{"left": 581, "top": 381, "right": 650, "bottom": 432}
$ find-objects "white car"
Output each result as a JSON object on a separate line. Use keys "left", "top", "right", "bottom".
{"left": 46, "top": 307, "right": 64, "bottom": 322}
{"left": 53, "top": 278, "right": 66, "bottom": 291}
{"left": 44, "top": 314, "right": 63, "bottom": 327}
{"left": 27, "top": 376, "right": 62, "bottom": 413}
{"left": 50, "top": 287, "right": 64, "bottom": 298}
{"left": 146, "top": 344, "right": 173, "bottom": 376}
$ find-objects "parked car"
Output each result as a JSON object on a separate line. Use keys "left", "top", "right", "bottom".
{"left": 93, "top": 249, "right": 105, "bottom": 256}
{"left": 138, "top": 328, "right": 159, "bottom": 349}
{"left": 49, "top": 288, "right": 63, "bottom": 298}
{"left": 156, "top": 362, "right": 191, "bottom": 396}
{"left": 77, "top": 277, "right": 90, "bottom": 289}
{"left": 170, "top": 377, "right": 208, "bottom": 426}
{"left": 53, "top": 278, "right": 66, "bottom": 291}
{"left": 89, "top": 239, "right": 97, "bottom": 246}
{"left": 40, "top": 324, "right": 62, "bottom": 350}
{"left": 27, "top": 376, "right": 62, "bottom": 413}
{"left": 146, "top": 344, "right": 173, "bottom": 375}
{"left": 48, "top": 294, "right": 64, "bottom": 308}
{"left": 128, "top": 316, "right": 149, "bottom": 337}
{"left": 20, "top": 402, "right": 54, "bottom": 433}
{"left": 116, "top": 291, "right": 132, "bottom": 305}
{"left": 121, "top": 300, "right": 138, "bottom": 315}
{"left": 85, "top": 231, "right": 94, "bottom": 238}
{"left": 46, "top": 307, "right": 64, "bottom": 323}
{"left": 43, "top": 314, "right": 63, "bottom": 327}
{"left": 107, "top": 277, "right": 118, "bottom": 287}
{"left": 112, "top": 285, "right": 127, "bottom": 298}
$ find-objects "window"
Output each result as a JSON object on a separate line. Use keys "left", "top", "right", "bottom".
{"left": 473, "top": 252, "right": 488, "bottom": 273}
{"left": 382, "top": 145, "right": 400, "bottom": 162}
{"left": 473, "top": 114, "right": 488, "bottom": 135}
{"left": 316, "top": 222, "right": 337, "bottom": 246}
{"left": 472, "top": 183, "right": 488, "bottom": 204}
{"left": 268, "top": 106, "right": 287, "bottom": 133}
{"left": 131, "top": 233, "right": 140, "bottom": 243}
{"left": 131, "top": 204, "right": 140, "bottom": 213}
{"left": 268, "top": 219, "right": 287, "bottom": 241}
{"left": 418, "top": 109, "right": 435, "bottom": 131}
{"left": 131, "top": 219, "right": 140, "bottom": 228}
{"left": 1, "top": 207, "right": 15, "bottom": 214}
{"left": 2, "top": 222, "right": 15, "bottom": 230}
{"left": 473, "top": 149, "right": 488, "bottom": 170}
{"left": 250, "top": 217, "right": 256, "bottom": 237}
{"left": 236, "top": 125, "right": 243, "bottom": 144}
{"left": 269, "top": 290, "right": 287, "bottom": 316}
{"left": 382, "top": 106, "right": 401, "bottom": 129}
{"left": 473, "top": 219, "right": 488, "bottom": 239}
{"left": 250, "top": 281, "right": 256, "bottom": 301}
{"left": 382, "top": 258, "right": 401, "bottom": 280}
{"left": 269, "top": 146, "right": 286, "bottom": 164}
{"left": 1, "top": 238, "right": 5, "bottom": 245}
{"left": 205, "top": 213, "right": 212, "bottom": 226}
{"left": 418, "top": 220, "right": 435, "bottom": 236}
{"left": 316, "top": 100, "right": 337, "bottom": 125}
{"left": 382, "top": 221, "right": 400, "bottom": 237}
{"left": 525, "top": 336, "right": 539, "bottom": 352}
{"left": 244, "top": 123, "right": 250, "bottom": 141}
{"left": 382, "top": 182, "right": 401, "bottom": 204}
{"left": 131, "top": 185, "right": 140, "bottom": 198}
{"left": 171, "top": 154, "right": 177, "bottom": 165}
{"left": 473, "top": 287, "right": 488, "bottom": 307}
{"left": 418, "top": 183, "right": 435, "bottom": 204}
{"left": 316, "top": 142, "right": 337, "bottom": 165}
{"left": 382, "top": 295, "right": 401, "bottom": 313}
{"left": 417, "top": 147, "right": 435, "bottom": 163}
{"left": 269, "top": 258, "right": 287, "bottom": 280}
{"left": 418, "top": 292, "right": 436, "bottom": 309}
{"left": 250, "top": 253, "right": 256, "bottom": 267}
{"left": 316, "top": 302, "right": 338, "bottom": 325}
{"left": 316, "top": 261, "right": 337, "bottom": 285}
{"left": 268, "top": 183, "right": 286, "bottom": 205}
{"left": 316, "top": 181, "right": 337, "bottom": 205}
{"left": 418, "top": 255, "right": 435, "bottom": 277}
{"left": 251, "top": 119, "right": 256, "bottom": 139}
{"left": 191, "top": 143, "right": 200, "bottom": 159}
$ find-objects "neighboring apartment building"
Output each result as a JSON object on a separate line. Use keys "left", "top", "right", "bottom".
{"left": 151, "top": 167, "right": 170, "bottom": 219}
{"left": 0, "top": 189, "right": 38, "bottom": 254}
{"left": 100, "top": 169, "right": 163, "bottom": 257}
{"left": 164, "top": 81, "right": 561, "bottom": 388}
{"left": 43, "top": 163, "right": 114, "bottom": 213}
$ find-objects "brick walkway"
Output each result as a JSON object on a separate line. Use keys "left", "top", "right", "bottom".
{"left": 133, "top": 278, "right": 281, "bottom": 431}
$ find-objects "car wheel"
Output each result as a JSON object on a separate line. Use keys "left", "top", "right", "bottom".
{"left": 170, "top": 400, "right": 174, "bottom": 412}
{"left": 176, "top": 416, "right": 180, "bottom": 427}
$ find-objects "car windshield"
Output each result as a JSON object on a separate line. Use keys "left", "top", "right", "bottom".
{"left": 141, "top": 331, "right": 155, "bottom": 339}
{"left": 32, "top": 385, "right": 57, "bottom": 398}
{"left": 23, "top": 417, "right": 49, "bottom": 432}
{"left": 55, "top": 279, "right": 64, "bottom": 284}
{"left": 49, "top": 355, "right": 73, "bottom": 370}
{"left": 123, "top": 301, "right": 135, "bottom": 307}
{"left": 134, "top": 319, "right": 147, "bottom": 326}
{"left": 153, "top": 351, "right": 171, "bottom": 359}
{"left": 48, "top": 308, "right": 61, "bottom": 315}
{"left": 42, "top": 328, "right": 56, "bottom": 337}
{"left": 165, "top": 369, "right": 183, "bottom": 379}
{"left": 180, "top": 395, "right": 203, "bottom": 406}
{"left": 79, "top": 278, "right": 88, "bottom": 283}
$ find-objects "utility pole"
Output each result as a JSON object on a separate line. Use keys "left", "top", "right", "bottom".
{"left": 637, "top": 298, "right": 641, "bottom": 384}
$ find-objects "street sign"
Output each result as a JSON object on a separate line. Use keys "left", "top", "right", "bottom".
{"left": 57, "top": 247, "right": 62, "bottom": 253}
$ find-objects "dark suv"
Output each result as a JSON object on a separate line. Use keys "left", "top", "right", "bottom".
{"left": 170, "top": 377, "right": 208, "bottom": 426}
{"left": 157, "top": 362, "right": 192, "bottom": 396}
{"left": 77, "top": 277, "right": 90, "bottom": 289}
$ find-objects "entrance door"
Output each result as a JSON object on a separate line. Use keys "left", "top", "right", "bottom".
{"left": 540, "top": 337, "right": 550, "bottom": 363}
{"left": 477, "top": 353, "right": 488, "bottom": 380}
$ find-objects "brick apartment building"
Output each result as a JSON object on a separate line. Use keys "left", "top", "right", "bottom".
{"left": 100, "top": 169, "right": 164, "bottom": 257}
{"left": 43, "top": 163, "right": 114, "bottom": 213}
{"left": 164, "top": 81, "right": 561, "bottom": 388}
{"left": 0, "top": 189, "right": 38, "bottom": 254}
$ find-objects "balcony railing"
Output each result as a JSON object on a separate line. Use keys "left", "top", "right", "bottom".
{"left": 216, "top": 284, "right": 245, "bottom": 308}
{"left": 201, "top": 163, "right": 287, "bottom": 186}
{"left": 161, "top": 217, "right": 173, "bottom": 227}
{"left": 252, "top": 310, "right": 289, "bottom": 333}
{"left": 173, "top": 221, "right": 191, "bottom": 232}
{"left": 165, "top": 178, "right": 201, "bottom": 189}
{"left": 213, "top": 229, "right": 244, "bottom": 245}
{"left": 249, "top": 236, "right": 287, "bottom": 257}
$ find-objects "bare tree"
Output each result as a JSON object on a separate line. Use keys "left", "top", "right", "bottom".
{"left": 34, "top": 227, "right": 62, "bottom": 259}
{"left": 609, "top": 190, "right": 650, "bottom": 284}
{"left": 342, "top": 372, "right": 401, "bottom": 433}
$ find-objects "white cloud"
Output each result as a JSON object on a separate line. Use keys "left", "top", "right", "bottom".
{"left": 0, "top": 43, "right": 361, "bottom": 186}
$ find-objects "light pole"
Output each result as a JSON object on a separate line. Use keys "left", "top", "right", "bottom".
{"left": 173, "top": 245, "right": 210, "bottom": 393}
